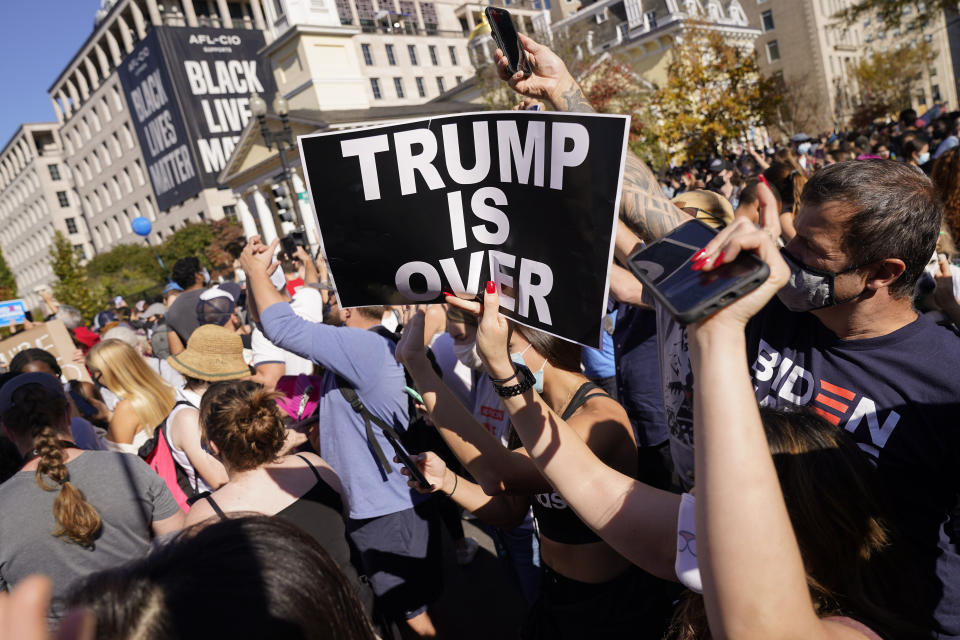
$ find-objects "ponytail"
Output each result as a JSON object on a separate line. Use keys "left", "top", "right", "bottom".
{"left": 9, "top": 384, "right": 102, "bottom": 546}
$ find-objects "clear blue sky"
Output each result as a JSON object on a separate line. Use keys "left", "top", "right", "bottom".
{"left": 0, "top": 1, "right": 101, "bottom": 147}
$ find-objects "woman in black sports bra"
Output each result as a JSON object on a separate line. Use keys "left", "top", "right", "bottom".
{"left": 394, "top": 302, "right": 679, "bottom": 639}
{"left": 183, "top": 380, "right": 373, "bottom": 618}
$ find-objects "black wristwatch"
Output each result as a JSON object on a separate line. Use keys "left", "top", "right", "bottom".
{"left": 493, "top": 364, "right": 536, "bottom": 397}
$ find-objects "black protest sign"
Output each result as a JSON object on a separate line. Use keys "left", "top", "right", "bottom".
{"left": 298, "top": 112, "right": 629, "bottom": 348}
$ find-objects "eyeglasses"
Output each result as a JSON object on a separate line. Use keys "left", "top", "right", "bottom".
{"left": 91, "top": 370, "right": 103, "bottom": 385}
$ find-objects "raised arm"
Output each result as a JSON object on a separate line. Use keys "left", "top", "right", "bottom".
{"left": 496, "top": 34, "right": 688, "bottom": 242}
{"left": 445, "top": 290, "right": 680, "bottom": 582}
{"left": 395, "top": 311, "right": 555, "bottom": 496}
{"left": 688, "top": 219, "right": 868, "bottom": 640}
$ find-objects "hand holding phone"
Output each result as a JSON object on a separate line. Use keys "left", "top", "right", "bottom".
{"left": 627, "top": 220, "right": 770, "bottom": 325}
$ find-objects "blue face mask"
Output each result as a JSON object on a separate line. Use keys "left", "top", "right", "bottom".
{"left": 510, "top": 344, "right": 545, "bottom": 394}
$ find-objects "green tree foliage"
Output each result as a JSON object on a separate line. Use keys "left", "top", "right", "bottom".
{"left": 835, "top": 0, "right": 951, "bottom": 29}
{"left": 62, "top": 219, "right": 247, "bottom": 305}
{"left": 0, "top": 247, "right": 18, "bottom": 301}
{"left": 48, "top": 231, "right": 107, "bottom": 322}
{"left": 647, "top": 27, "right": 780, "bottom": 162}
{"left": 851, "top": 40, "right": 936, "bottom": 127}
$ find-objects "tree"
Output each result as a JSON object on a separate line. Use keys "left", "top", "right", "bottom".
{"left": 852, "top": 40, "right": 936, "bottom": 126}
{"left": 767, "top": 72, "right": 822, "bottom": 137}
{"left": 0, "top": 248, "right": 17, "bottom": 301}
{"left": 836, "top": 0, "right": 952, "bottom": 29}
{"left": 649, "top": 27, "right": 781, "bottom": 161}
{"left": 85, "top": 243, "right": 164, "bottom": 301}
{"left": 48, "top": 231, "right": 107, "bottom": 322}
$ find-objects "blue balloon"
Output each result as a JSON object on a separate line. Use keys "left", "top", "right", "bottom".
{"left": 131, "top": 217, "right": 152, "bottom": 237}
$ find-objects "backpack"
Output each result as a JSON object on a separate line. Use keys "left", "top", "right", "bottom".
{"left": 138, "top": 400, "right": 200, "bottom": 511}
{"left": 335, "top": 326, "right": 441, "bottom": 476}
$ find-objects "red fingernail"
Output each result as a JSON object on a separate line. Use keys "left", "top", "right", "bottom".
{"left": 486, "top": 281, "right": 496, "bottom": 294}
{"left": 758, "top": 174, "right": 769, "bottom": 188}
{"left": 714, "top": 251, "right": 725, "bottom": 265}
{"left": 691, "top": 258, "right": 707, "bottom": 271}
{"left": 442, "top": 291, "right": 454, "bottom": 298}
{"left": 690, "top": 249, "right": 705, "bottom": 262}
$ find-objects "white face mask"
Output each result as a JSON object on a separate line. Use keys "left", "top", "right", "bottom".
{"left": 452, "top": 339, "right": 484, "bottom": 370}
{"left": 917, "top": 151, "right": 931, "bottom": 165}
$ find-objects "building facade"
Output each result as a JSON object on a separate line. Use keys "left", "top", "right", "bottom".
{"left": 0, "top": 124, "right": 93, "bottom": 309}
{"left": 742, "top": 0, "right": 959, "bottom": 135}
{"left": 48, "top": 0, "right": 270, "bottom": 250}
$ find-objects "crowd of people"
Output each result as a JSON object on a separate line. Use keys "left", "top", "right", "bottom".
{"left": 1, "top": 33, "right": 959, "bottom": 640}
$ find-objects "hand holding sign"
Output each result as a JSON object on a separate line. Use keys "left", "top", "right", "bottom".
{"left": 445, "top": 283, "right": 513, "bottom": 379}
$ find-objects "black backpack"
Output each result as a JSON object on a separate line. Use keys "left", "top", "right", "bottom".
{"left": 335, "top": 326, "right": 441, "bottom": 476}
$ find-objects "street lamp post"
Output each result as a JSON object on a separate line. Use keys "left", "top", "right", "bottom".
{"left": 249, "top": 93, "right": 304, "bottom": 244}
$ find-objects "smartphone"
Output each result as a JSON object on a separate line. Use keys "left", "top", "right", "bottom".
{"left": 627, "top": 219, "right": 770, "bottom": 325}
{"left": 388, "top": 436, "right": 433, "bottom": 489}
{"left": 485, "top": 7, "right": 530, "bottom": 77}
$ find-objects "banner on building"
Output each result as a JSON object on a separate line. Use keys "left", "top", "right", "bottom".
{"left": 117, "top": 26, "right": 276, "bottom": 211}
{"left": 0, "top": 299, "right": 27, "bottom": 327}
{"left": 298, "top": 112, "right": 630, "bottom": 348}
{"left": 0, "top": 320, "right": 90, "bottom": 382}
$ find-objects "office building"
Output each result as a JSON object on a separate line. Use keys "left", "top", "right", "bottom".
{"left": 48, "top": 0, "right": 270, "bottom": 250}
{"left": 0, "top": 124, "right": 93, "bottom": 309}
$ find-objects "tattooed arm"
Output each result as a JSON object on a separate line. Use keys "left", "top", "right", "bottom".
{"left": 496, "top": 34, "right": 688, "bottom": 241}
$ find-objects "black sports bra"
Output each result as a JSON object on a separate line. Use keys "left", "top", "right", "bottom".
{"left": 530, "top": 382, "right": 609, "bottom": 545}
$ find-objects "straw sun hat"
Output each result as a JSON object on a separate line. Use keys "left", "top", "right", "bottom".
{"left": 167, "top": 325, "right": 250, "bottom": 381}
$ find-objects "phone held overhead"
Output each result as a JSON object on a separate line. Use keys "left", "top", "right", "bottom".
{"left": 485, "top": 7, "right": 531, "bottom": 77}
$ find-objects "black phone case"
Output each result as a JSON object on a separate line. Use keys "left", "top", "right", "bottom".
{"left": 484, "top": 7, "right": 530, "bottom": 77}
{"left": 627, "top": 220, "right": 770, "bottom": 325}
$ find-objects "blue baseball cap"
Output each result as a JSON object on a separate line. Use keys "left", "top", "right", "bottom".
{"left": 0, "top": 372, "right": 65, "bottom": 415}
{"left": 162, "top": 282, "right": 183, "bottom": 294}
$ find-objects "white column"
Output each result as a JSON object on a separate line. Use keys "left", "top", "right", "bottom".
{"left": 130, "top": 2, "right": 148, "bottom": 38}
{"left": 216, "top": 0, "right": 234, "bottom": 28}
{"left": 291, "top": 173, "right": 321, "bottom": 250}
{"left": 236, "top": 195, "right": 259, "bottom": 239}
{"left": 94, "top": 43, "right": 111, "bottom": 78}
{"left": 182, "top": 0, "right": 200, "bottom": 27}
{"left": 251, "top": 188, "right": 278, "bottom": 244}
{"left": 145, "top": 0, "right": 163, "bottom": 26}
{"left": 84, "top": 56, "right": 101, "bottom": 90}
{"left": 105, "top": 30, "right": 123, "bottom": 65}
{"left": 250, "top": 0, "right": 266, "bottom": 30}
{"left": 117, "top": 15, "right": 135, "bottom": 53}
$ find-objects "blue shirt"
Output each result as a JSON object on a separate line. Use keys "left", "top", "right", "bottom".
{"left": 582, "top": 308, "right": 617, "bottom": 379}
{"left": 660, "top": 297, "right": 960, "bottom": 638}
{"left": 260, "top": 302, "right": 422, "bottom": 519}
{"left": 613, "top": 304, "right": 667, "bottom": 448}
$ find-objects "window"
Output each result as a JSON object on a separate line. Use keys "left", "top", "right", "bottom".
{"left": 370, "top": 77, "right": 382, "bottom": 99}
{"left": 761, "top": 9, "right": 774, "bottom": 31}
{"left": 416, "top": 76, "right": 426, "bottom": 97}
{"left": 436, "top": 76, "right": 445, "bottom": 93}
{"left": 933, "top": 84, "right": 942, "bottom": 102}
{"left": 48, "top": 164, "right": 61, "bottom": 181}
{"left": 930, "top": 65, "right": 938, "bottom": 77}
{"left": 223, "top": 204, "right": 236, "bottom": 218}
{"left": 645, "top": 9, "right": 657, "bottom": 28}
{"left": 65, "top": 217, "right": 78, "bottom": 234}
{"left": 386, "top": 44, "right": 396, "bottom": 65}
{"left": 56, "top": 191, "right": 69, "bottom": 207}
{"left": 766, "top": 40, "right": 780, "bottom": 63}
{"left": 429, "top": 45, "right": 439, "bottom": 66}
{"left": 456, "top": 75, "right": 463, "bottom": 84}
{"left": 394, "top": 77, "right": 405, "bottom": 98}
{"left": 361, "top": 43, "right": 373, "bottom": 65}
{"left": 448, "top": 45, "right": 458, "bottom": 65}
{"left": 408, "top": 44, "right": 418, "bottom": 65}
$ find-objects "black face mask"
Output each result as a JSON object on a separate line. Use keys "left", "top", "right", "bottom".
{"left": 777, "top": 249, "right": 867, "bottom": 312}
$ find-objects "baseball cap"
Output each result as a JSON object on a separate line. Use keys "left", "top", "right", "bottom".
{"left": 790, "top": 133, "right": 812, "bottom": 143}
{"left": 162, "top": 282, "right": 183, "bottom": 294}
{"left": 0, "top": 372, "right": 65, "bottom": 415}
{"left": 671, "top": 189, "right": 735, "bottom": 229}
{"left": 707, "top": 158, "right": 733, "bottom": 173}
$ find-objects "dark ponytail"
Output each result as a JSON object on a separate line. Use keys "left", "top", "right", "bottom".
{"left": 6, "top": 384, "right": 101, "bottom": 545}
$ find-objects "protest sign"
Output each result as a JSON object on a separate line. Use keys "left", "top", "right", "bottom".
{"left": 0, "top": 320, "right": 90, "bottom": 382}
{"left": 298, "top": 111, "right": 629, "bottom": 348}
{"left": 0, "top": 300, "right": 27, "bottom": 327}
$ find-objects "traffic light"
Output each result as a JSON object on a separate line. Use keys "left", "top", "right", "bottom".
{"left": 271, "top": 182, "right": 294, "bottom": 223}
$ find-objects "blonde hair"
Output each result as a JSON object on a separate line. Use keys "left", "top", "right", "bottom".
{"left": 87, "top": 339, "right": 176, "bottom": 435}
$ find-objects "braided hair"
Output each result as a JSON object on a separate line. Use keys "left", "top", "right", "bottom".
{"left": 4, "top": 383, "right": 101, "bottom": 545}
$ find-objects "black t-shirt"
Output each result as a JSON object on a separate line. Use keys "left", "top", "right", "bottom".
{"left": 659, "top": 297, "right": 960, "bottom": 637}
{"left": 165, "top": 288, "right": 205, "bottom": 344}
